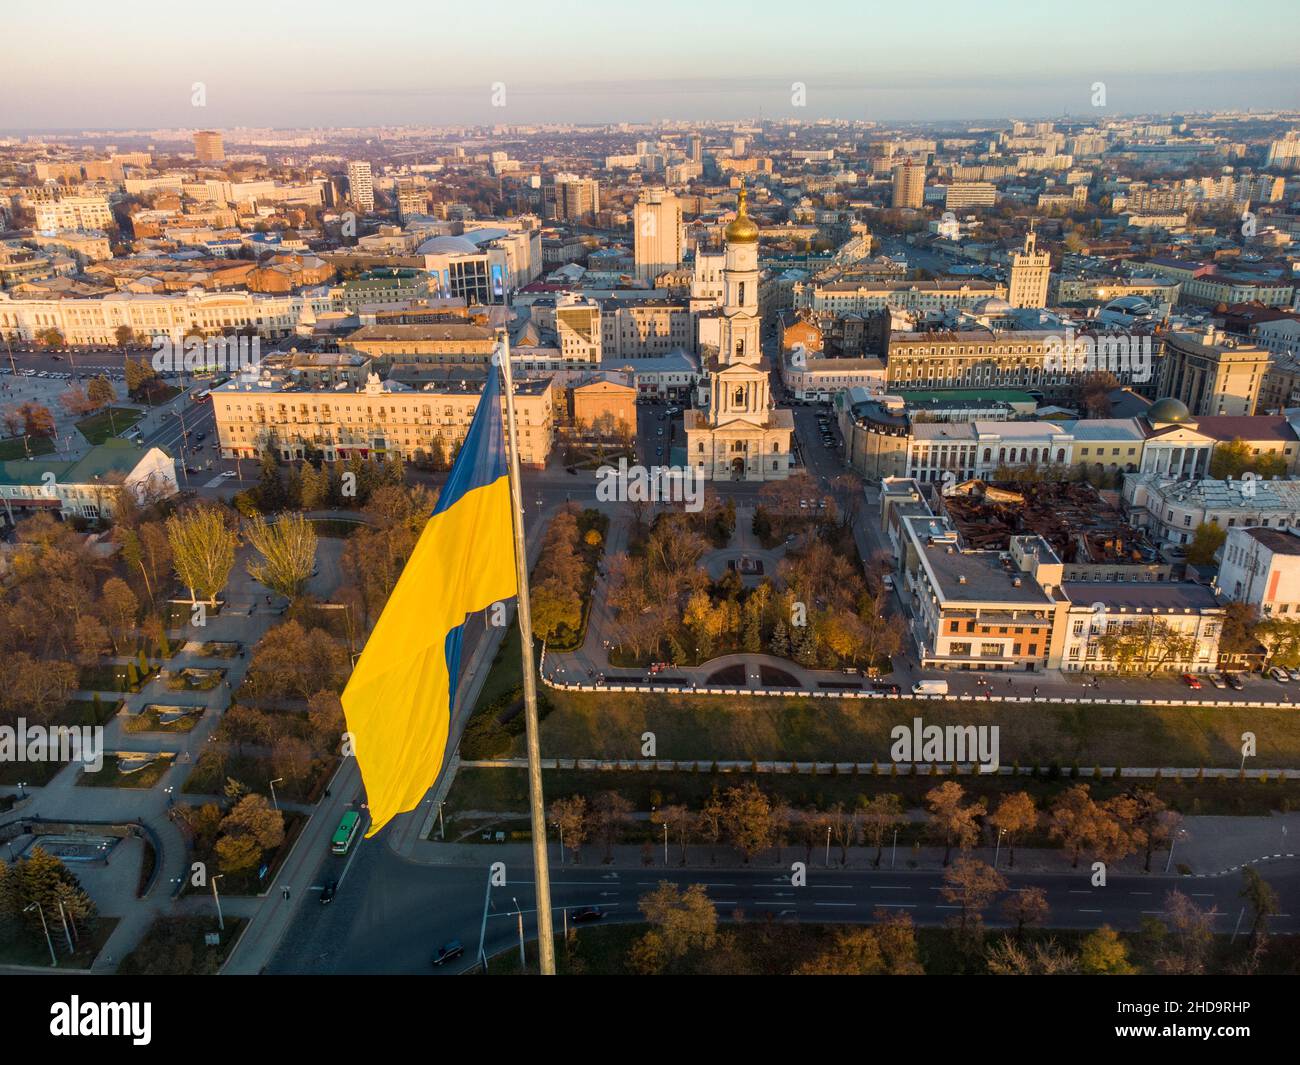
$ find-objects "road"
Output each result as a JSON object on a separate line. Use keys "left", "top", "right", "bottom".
{"left": 265, "top": 845, "right": 1300, "bottom": 974}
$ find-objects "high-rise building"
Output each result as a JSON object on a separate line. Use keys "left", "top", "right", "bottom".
{"left": 347, "top": 161, "right": 375, "bottom": 213}
{"left": 633, "top": 188, "right": 684, "bottom": 283}
{"left": 193, "top": 130, "right": 224, "bottom": 163}
{"left": 891, "top": 161, "right": 925, "bottom": 209}
{"left": 688, "top": 134, "right": 702, "bottom": 163}
{"left": 554, "top": 176, "right": 599, "bottom": 221}
{"left": 1158, "top": 327, "right": 1269, "bottom": 417}
{"left": 396, "top": 178, "right": 426, "bottom": 221}
{"left": 1008, "top": 228, "right": 1051, "bottom": 308}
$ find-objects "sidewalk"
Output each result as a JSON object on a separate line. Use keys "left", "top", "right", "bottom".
{"left": 398, "top": 808, "right": 1300, "bottom": 879}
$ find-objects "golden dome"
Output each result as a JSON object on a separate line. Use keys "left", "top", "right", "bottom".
{"left": 724, "top": 183, "right": 759, "bottom": 244}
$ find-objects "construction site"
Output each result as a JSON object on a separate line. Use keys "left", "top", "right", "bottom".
{"left": 932, "top": 478, "right": 1169, "bottom": 577}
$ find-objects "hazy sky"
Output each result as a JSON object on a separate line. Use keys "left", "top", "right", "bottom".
{"left": 4, "top": 0, "right": 1298, "bottom": 129}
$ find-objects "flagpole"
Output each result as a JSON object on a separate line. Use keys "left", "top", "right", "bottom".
{"left": 495, "top": 329, "right": 556, "bottom": 976}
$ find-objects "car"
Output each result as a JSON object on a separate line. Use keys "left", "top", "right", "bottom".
{"left": 655, "top": 446, "right": 663, "bottom": 456}
{"left": 221, "top": 470, "right": 237, "bottom": 478}
{"left": 871, "top": 681, "right": 902, "bottom": 694}
{"left": 571, "top": 907, "right": 604, "bottom": 923}
{"left": 1181, "top": 673, "right": 1202, "bottom": 689}
{"left": 1225, "top": 672, "right": 1245, "bottom": 690}
{"left": 195, "top": 431, "right": 206, "bottom": 442}
{"left": 184, "top": 466, "right": 202, "bottom": 475}
{"left": 319, "top": 878, "right": 337, "bottom": 904}
{"left": 1269, "top": 666, "right": 1290, "bottom": 682}
{"left": 1207, "top": 672, "right": 1228, "bottom": 689}
{"left": 432, "top": 940, "right": 465, "bottom": 966}
{"left": 656, "top": 428, "right": 663, "bottom": 436}
{"left": 1289, "top": 668, "right": 1300, "bottom": 682}
{"left": 882, "top": 574, "right": 895, "bottom": 591}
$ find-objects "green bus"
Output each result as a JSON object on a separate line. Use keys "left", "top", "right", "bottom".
{"left": 331, "top": 810, "right": 361, "bottom": 855}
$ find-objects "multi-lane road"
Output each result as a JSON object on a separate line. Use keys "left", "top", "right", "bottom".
{"left": 265, "top": 841, "right": 1300, "bottom": 974}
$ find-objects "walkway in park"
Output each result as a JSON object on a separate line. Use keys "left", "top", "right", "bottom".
{"left": 0, "top": 544, "right": 289, "bottom": 971}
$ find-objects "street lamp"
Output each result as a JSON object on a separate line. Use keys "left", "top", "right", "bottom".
{"left": 994, "top": 827, "right": 1006, "bottom": 869}
{"left": 269, "top": 777, "right": 284, "bottom": 811}
{"left": 24, "top": 903, "right": 57, "bottom": 967}
{"left": 513, "top": 896, "right": 526, "bottom": 969}
{"left": 211, "top": 873, "right": 225, "bottom": 930}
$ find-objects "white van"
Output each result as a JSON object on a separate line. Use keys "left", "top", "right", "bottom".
{"left": 911, "top": 679, "right": 949, "bottom": 695}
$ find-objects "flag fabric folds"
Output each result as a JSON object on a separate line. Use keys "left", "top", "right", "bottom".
{"left": 341, "top": 365, "right": 517, "bottom": 836}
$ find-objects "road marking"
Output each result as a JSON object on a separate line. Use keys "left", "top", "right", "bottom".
{"left": 1078, "top": 908, "right": 1103, "bottom": 913}
{"left": 869, "top": 886, "right": 910, "bottom": 890}
{"left": 814, "top": 901, "right": 856, "bottom": 907}
{"left": 873, "top": 902, "right": 916, "bottom": 908}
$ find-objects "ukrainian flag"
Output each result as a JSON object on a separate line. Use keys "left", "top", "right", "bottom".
{"left": 342, "top": 366, "right": 517, "bottom": 836}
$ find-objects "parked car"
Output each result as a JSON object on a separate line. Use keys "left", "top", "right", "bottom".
{"left": 1224, "top": 672, "right": 1245, "bottom": 690}
{"left": 1207, "top": 672, "right": 1228, "bottom": 689}
{"left": 1268, "top": 666, "right": 1290, "bottom": 683}
{"left": 1181, "top": 673, "right": 1202, "bottom": 689}
{"left": 431, "top": 940, "right": 465, "bottom": 966}
{"left": 871, "top": 681, "right": 902, "bottom": 694}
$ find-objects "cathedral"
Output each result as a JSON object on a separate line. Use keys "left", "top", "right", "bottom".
{"left": 684, "top": 184, "right": 794, "bottom": 480}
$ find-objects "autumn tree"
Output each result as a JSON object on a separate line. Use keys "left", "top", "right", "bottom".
{"left": 628, "top": 882, "right": 718, "bottom": 974}
{"left": 650, "top": 804, "right": 692, "bottom": 865}
{"left": 550, "top": 795, "right": 589, "bottom": 863}
{"left": 859, "top": 793, "right": 905, "bottom": 868}
{"left": 988, "top": 791, "right": 1037, "bottom": 868}
{"left": 1154, "top": 890, "right": 1216, "bottom": 975}
{"left": 245, "top": 512, "right": 318, "bottom": 600}
{"left": 985, "top": 936, "right": 1079, "bottom": 975}
{"left": 1239, "top": 867, "right": 1279, "bottom": 945}
{"left": 167, "top": 504, "right": 237, "bottom": 605}
{"left": 722, "top": 782, "right": 775, "bottom": 863}
{"left": 1078, "top": 925, "right": 1136, "bottom": 975}
{"left": 940, "top": 857, "right": 1006, "bottom": 937}
{"left": 592, "top": 791, "right": 632, "bottom": 863}
{"left": 924, "top": 781, "right": 986, "bottom": 865}
{"left": 1000, "top": 886, "right": 1049, "bottom": 937}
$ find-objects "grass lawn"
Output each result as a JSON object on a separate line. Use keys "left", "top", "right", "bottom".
{"left": 55, "top": 697, "right": 122, "bottom": 727}
{"left": 75, "top": 407, "right": 144, "bottom": 444}
{"left": 0, "top": 434, "right": 55, "bottom": 460}
{"left": 0, "top": 917, "right": 119, "bottom": 969}
{"left": 77, "top": 753, "right": 174, "bottom": 789}
{"left": 122, "top": 707, "right": 204, "bottom": 733}
{"left": 528, "top": 690, "right": 1300, "bottom": 769}
{"left": 78, "top": 661, "right": 158, "bottom": 693}
{"left": 116, "top": 916, "right": 244, "bottom": 975}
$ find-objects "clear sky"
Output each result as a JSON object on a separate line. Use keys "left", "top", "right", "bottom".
{"left": 4, "top": 0, "right": 1298, "bottom": 129}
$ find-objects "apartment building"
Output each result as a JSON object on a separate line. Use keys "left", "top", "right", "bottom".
{"left": 346, "top": 161, "right": 375, "bottom": 213}
{"left": 633, "top": 188, "right": 685, "bottom": 283}
{"left": 211, "top": 370, "right": 553, "bottom": 467}
{"left": 34, "top": 194, "right": 113, "bottom": 232}
{"left": 1218, "top": 525, "right": 1300, "bottom": 619}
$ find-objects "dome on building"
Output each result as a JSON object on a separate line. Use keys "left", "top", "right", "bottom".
{"left": 416, "top": 234, "right": 479, "bottom": 256}
{"left": 723, "top": 183, "right": 759, "bottom": 244}
{"left": 974, "top": 296, "right": 1013, "bottom": 313}
{"left": 1146, "top": 396, "right": 1193, "bottom": 426}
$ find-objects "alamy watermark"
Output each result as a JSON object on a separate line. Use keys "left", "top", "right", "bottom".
{"left": 890, "top": 716, "right": 1000, "bottom": 773}
{"left": 152, "top": 334, "right": 261, "bottom": 375}
{"left": 1043, "top": 327, "right": 1152, "bottom": 382}
{"left": 596, "top": 457, "right": 704, "bottom": 512}
{"left": 0, "top": 719, "right": 103, "bottom": 772}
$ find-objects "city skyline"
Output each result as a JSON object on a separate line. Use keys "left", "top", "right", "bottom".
{"left": 6, "top": 0, "right": 1299, "bottom": 129}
